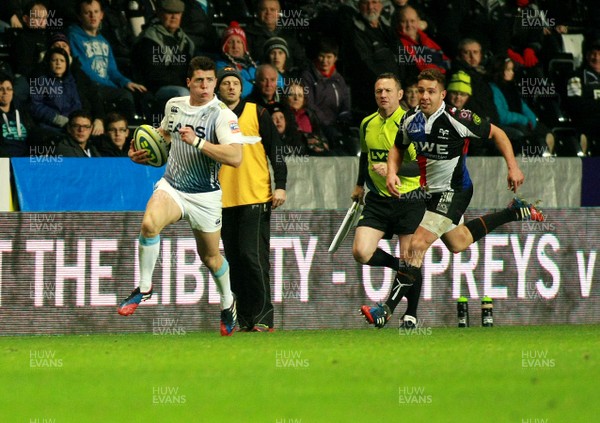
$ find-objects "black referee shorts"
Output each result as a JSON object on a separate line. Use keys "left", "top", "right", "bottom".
{"left": 357, "top": 189, "right": 426, "bottom": 239}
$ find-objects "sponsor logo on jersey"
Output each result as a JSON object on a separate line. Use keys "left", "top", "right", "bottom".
{"left": 459, "top": 109, "right": 472, "bottom": 121}
{"left": 416, "top": 141, "right": 448, "bottom": 157}
{"left": 369, "top": 149, "right": 388, "bottom": 162}
{"left": 229, "top": 120, "right": 240, "bottom": 133}
{"left": 170, "top": 106, "right": 179, "bottom": 113}
{"left": 473, "top": 113, "right": 481, "bottom": 125}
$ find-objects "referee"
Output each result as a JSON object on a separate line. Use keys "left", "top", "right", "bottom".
{"left": 355, "top": 73, "right": 426, "bottom": 329}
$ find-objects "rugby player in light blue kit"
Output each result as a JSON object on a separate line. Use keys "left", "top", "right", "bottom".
{"left": 118, "top": 56, "right": 243, "bottom": 336}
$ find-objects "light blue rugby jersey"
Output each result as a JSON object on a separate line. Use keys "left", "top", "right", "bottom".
{"left": 161, "top": 95, "right": 242, "bottom": 193}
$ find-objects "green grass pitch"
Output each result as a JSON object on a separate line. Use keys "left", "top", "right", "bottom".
{"left": 2, "top": 325, "right": 597, "bottom": 422}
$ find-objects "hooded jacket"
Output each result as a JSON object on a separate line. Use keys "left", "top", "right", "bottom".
{"left": 30, "top": 72, "right": 82, "bottom": 129}
{"left": 67, "top": 24, "right": 131, "bottom": 88}
{"left": 133, "top": 22, "right": 195, "bottom": 92}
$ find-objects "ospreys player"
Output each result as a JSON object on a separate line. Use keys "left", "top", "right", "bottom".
{"left": 353, "top": 73, "right": 426, "bottom": 330}
{"left": 379, "top": 69, "right": 545, "bottom": 323}
{"left": 118, "top": 56, "right": 244, "bottom": 336}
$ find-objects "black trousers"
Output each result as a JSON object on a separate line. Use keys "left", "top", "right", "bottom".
{"left": 221, "top": 202, "right": 273, "bottom": 328}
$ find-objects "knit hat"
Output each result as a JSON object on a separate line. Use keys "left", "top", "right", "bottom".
{"left": 266, "top": 102, "right": 284, "bottom": 114}
{"left": 159, "top": 0, "right": 185, "bottom": 13}
{"left": 217, "top": 66, "right": 243, "bottom": 87}
{"left": 48, "top": 32, "right": 69, "bottom": 48}
{"left": 447, "top": 71, "right": 472, "bottom": 95}
{"left": 222, "top": 21, "right": 247, "bottom": 53}
{"left": 263, "top": 37, "right": 289, "bottom": 58}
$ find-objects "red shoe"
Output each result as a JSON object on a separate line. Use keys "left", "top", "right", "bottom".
{"left": 360, "top": 304, "right": 390, "bottom": 328}
{"left": 117, "top": 287, "right": 152, "bottom": 316}
{"left": 508, "top": 197, "right": 545, "bottom": 222}
{"left": 220, "top": 298, "right": 237, "bottom": 336}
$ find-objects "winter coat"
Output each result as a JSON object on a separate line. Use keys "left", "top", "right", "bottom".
{"left": 397, "top": 29, "right": 450, "bottom": 74}
{"left": 133, "top": 23, "right": 195, "bottom": 92}
{"left": 30, "top": 72, "right": 82, "bottom": 129}
{"left": 0, "top": 105, "right": 32, "bottom": 157}
{"left": 301, "top": 64, "right": 351, "bottom": 127}
{"left": 490, "top": 82, "right": 537, "bottom": 128}
{"left": 55, "top": 134, "right": 100, "bottom": 157}
{"left": 216, "top": 55, "right": 257, "bottom": 100}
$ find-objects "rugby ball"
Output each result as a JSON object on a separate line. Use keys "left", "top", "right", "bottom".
{"left": 133, "top": 124, "right": 170, "bottom": 167}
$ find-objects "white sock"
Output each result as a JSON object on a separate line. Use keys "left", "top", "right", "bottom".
{"left": 139, "top": 234, "right": 160, "bottom": 293}
{"left": 212, "top": 257, "right": 233, "bottom": 309}
{"left": 404, "top": 315, "right": 417, "bottom": 324}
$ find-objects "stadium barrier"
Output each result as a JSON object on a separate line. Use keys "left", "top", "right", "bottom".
{"left": 0, "top": 210, "right": 597, "bottom": 335}
{"left": 8, "top": 156, "right": 585, "bottom": 211}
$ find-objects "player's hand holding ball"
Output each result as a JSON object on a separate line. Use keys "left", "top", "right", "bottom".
{"left": 132, "top": 124, "right": 170, "bottom": 167}
{"left": 128, "top": 141, "right": 149, "bottom": 164}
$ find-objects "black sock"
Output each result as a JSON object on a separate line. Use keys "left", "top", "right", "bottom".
{"left": 385, "top": 264, "right": 421, "bottom": 313}
{"left": 404, "top": 271, "right": 423, "bottom": 318}
{"left": 366, "top": 248, "right": 400, "bottom": 270}
{"left": 465, "top": 209, "right": 515, "bottom": 243}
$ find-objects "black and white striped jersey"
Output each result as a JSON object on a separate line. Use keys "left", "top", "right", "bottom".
{"left": 161, "top": 95, "right": 242, "bottom": 193}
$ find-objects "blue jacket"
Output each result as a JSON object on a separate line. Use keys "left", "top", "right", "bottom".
{"left": 216, "top": 56, "right": 257, "bottom": 100}
{"left": 30, "top": 73, "right": 82, "bottom": 128}
{"left": 67, "top": 24, "right": 131, "bottom": 88}
{"left": 490, "top": 82, "right": 537, "bottom": 128}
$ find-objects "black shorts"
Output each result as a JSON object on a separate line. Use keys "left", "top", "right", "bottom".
{"left": 425, "top": 186, "right": 473, "bottom": 225}
{"left": 357, "top": 190, "right": 426, "bottom": 239}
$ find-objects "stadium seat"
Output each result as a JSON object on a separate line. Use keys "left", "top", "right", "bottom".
{"left": 560, "top": 33, "right": 585, "bottom": 69}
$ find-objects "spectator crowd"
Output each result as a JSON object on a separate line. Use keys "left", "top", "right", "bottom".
{"left": 0, "top": 0, "right": 598, "bottom": 158}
